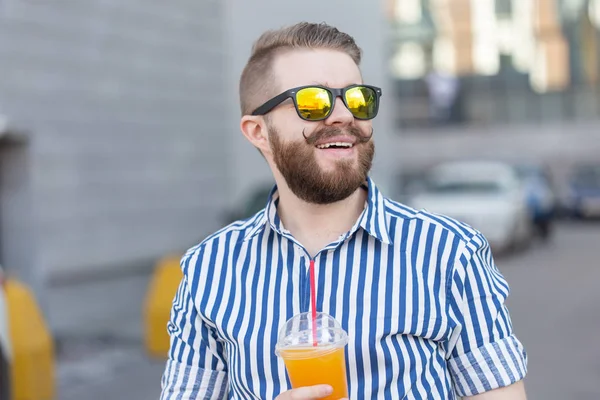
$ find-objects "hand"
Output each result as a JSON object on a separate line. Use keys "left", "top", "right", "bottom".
{"left": 275, "top": 385, "right": 347, "bottom": 400}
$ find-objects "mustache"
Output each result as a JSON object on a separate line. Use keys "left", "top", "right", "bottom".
{"left": 302, "top": 126, "right": 373, "bottom": 145}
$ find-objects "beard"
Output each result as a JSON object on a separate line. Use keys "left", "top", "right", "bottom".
{"left": 268, "top": 123, "right": 375, "bottom": 204}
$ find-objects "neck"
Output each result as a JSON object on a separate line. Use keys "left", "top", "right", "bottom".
{"left": 275, "top": 183, "right": 368, "bottom": 257}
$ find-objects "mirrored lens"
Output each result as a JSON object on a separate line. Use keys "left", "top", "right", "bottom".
{"left": 345, "top": 86, "right": 377, "bottom": 119}
{"left": 296, "top": 87, "right": 332, "bottom": 120}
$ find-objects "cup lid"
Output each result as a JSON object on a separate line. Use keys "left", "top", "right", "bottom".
{"left": 275, "top": 312, "right": 348, "bottom": 354}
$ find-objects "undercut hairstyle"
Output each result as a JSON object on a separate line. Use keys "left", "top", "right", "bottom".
{"left": 239, "top": 22, "right": 363, "bottom": 116}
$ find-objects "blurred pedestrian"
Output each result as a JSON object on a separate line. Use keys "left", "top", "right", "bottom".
{"left": 425, "top": 69, "right": 460, "bottom": 125}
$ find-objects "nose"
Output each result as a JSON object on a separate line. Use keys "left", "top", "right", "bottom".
{"left": 324, "top": 97, "right": 354, "bottom": 126}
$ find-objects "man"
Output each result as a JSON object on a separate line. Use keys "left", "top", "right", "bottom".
{"left": 160, "top": 22, "right": 528, "bottom": 399}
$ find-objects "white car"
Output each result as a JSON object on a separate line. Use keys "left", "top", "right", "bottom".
{"left": 409, "top": 161, "right": 532, "bottom": 253}
{"left": 0, "top": 265, "right": 11, "bottom": 400}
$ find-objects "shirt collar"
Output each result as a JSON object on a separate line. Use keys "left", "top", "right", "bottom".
{"left": 243, "top": 177, "right": 392, "bottom": 245}
{"left": 357, "top": 177, "right": 393, "bottom": 244}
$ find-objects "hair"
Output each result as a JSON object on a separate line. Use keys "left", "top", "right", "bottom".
{"left": 239, "top": 22, "right": 363, "bottom": 116}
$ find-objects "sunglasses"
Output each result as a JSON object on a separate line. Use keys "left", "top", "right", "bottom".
{"left": 251, "top": 84, "right": 382, "bottom": 121}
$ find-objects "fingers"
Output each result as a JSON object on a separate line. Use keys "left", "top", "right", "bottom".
{"left": 276, "top": 384, "right": 334, "bottom": 399}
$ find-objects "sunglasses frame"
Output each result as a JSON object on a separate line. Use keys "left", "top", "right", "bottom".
{"left": 251, "top": 84, "right": 383, "bottom": 121}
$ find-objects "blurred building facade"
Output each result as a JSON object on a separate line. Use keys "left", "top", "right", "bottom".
{"left": 0, "top": 1, "right": 394, "bottom": 299}
{"left": 386, "top": 0, "right": 600, "bottom": 197}
{"left": 388, "top": 0, "right": 600, "bottom": 127}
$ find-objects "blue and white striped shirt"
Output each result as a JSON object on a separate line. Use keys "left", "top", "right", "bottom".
{"left": 161, "top": 178, "right": 527, "bottom": 399}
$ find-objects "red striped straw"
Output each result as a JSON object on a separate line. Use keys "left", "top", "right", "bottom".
{"left": 309, "top": 260, "right": 318, "bottom": 347}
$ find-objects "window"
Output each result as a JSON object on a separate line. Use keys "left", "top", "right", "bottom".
{"left": 390, "top": 0, "right": 600, "bottom": 129}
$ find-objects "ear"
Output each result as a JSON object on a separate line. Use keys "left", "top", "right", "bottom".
{"left": 240, "top": 115, "right": 271, "bottom": 155}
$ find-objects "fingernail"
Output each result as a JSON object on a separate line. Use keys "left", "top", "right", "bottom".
{"left": 322, "top": 386, "right": 333, "bottom": 395}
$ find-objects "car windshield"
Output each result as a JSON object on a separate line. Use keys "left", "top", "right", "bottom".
{"left": 425, "top": 180, "right": 504, "bottom": 194}
{"left": 573, "top": 166, "right": 600, "bottom": 187}
{"left": 514, "top": 165, "right": 544, "bottom": 180}
{"left": 244, "top": 187, "right": 273, "bottom": 216}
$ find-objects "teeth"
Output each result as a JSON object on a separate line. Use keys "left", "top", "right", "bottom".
{"left": 316, "top": 142, "right": 354, "bottom": 149}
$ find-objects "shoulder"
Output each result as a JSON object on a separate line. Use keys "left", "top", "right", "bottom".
{"left": 384, "top": 198, "right": 498, "bottom": 288}
{"left": 179, "top": 210, "right": 266, "bottom": 276}
{"left": 384, "top": 197, "right": 479, "bottom": 245}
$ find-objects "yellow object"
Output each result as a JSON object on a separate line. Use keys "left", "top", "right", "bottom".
{"left": 5, "top": 279, "right": 55, "bottom": 400}
{"left": 280, "top": 347, "right": 348, "bottom": 400}
{"left": 144, "top": 255, "right": 183, "bottom": 358}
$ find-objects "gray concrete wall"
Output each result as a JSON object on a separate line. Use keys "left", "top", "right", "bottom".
{"left": 223, "top": 1, "right": 397, "bottom": 207}
{"left": 0, "top": 0, "right": 229, "bottom": 282}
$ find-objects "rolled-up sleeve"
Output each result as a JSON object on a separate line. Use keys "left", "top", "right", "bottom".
{"left": 446, "top": 233, "right": 528, "bottom": 397}
{"left": 160, "top": 261, "right": 228, "bottom": 400}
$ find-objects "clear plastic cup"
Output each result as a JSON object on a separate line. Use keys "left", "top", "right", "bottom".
{"left": 275, "top": 312, "right": 349, "bottom": 400}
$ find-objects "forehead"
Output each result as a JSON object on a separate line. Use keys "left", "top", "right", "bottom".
{"left": 272, "top": 49, "right": 363, "bottom": 92}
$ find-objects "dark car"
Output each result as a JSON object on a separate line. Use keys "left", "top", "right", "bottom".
{"left": 513, "top": 163, "right": 557, "bottom": 239}
{"left": 394, "top": 169, "right": 427, "bottom": 207}
{"left": 566, "top": 163, "right": 600, "bottom": 219}
{"left": 223, "top": 184, "right": 275, "bottom": 225}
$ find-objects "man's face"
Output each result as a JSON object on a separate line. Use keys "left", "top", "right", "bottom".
{"left": 265, "top": 49, "right": 375, "bottom": 204}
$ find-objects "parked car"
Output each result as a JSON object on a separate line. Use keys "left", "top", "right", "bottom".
{"left": 565, "top": 163, "right": 600, "bottom": 219}
{"left": 0, "top": 265, "right": 11, "bottom": 400}
{"left": 394, "top": 169, "right": 427, "bottom": 207}
{"left": 223, "top": 184, "right": 274, "bottom": 225}
{"left": 513, "top": 163, "right": 556, "bottom": 240}
{"left": 409, "top": 161, "right": 532, "bottom": 253}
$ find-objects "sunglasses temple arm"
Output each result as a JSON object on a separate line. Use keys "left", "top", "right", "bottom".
{"left": 252, "top": 92, "right": 294, "bottom": 115}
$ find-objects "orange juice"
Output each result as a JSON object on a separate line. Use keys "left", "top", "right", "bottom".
{"left": 280, "top": 346, "right": 348, "bottom": 400}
